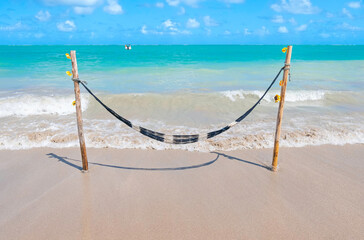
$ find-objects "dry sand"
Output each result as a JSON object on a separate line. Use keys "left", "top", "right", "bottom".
{"left": 0, "top": 144, "right": 363, "bottom": 240}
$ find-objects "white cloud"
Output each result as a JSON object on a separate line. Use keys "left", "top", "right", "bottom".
{"left": 141, "top": 25, "right": 164, "bottom": 35}
{"left": 296, "top": 24, "right": 307, "bottom": 31}
{"left": 342, "top": 8, "right": 353, "bottom": 18}
{"left": 272, "top": 15, "right": 284, "bottom": 23}
{"left": 278, "top": 26, "right": 288, "bottom": 33}
{"left": 163, "top": 19, "right": 179, "bottom": 32}
{"left": 163, "top": 19, "right": 191, "bottom": 34}
{"left": 42, "top": 1, "right": 100, "bottom": 15}
{"left": 224, "top": 30, "right": 231, "bottom": 35}
{"left": 166, "top": 0, "right": 180, "bottom": 6}
{"left": 348, "top": 1, "right": 361, "bottom": 8}
{"left": 140, "top": 19, "right": 194, "bottom": 36}
{"left": 74, "top": 6, "right": 94, "bottom": 14}
{"left": 35, "top": 10, "right": 51, "bottom": 21}
{"left": 142, "top": 21, "right": 190, "bottom": 35}
{"left": 271, "top": 0, "right": 320, "bottom": 14}
{"left": 203, "top": 16, "right": 217, "bottom": 26}
{"left": 320, "top": 33, "right": 330, "bottom": 38}
{"left": 104, "top": 0, "right": 123, "bottom": 14}
{"left": 0, "top": 22, "right": 22, "bottom": 31}
{"left": 43, "top": 0, "right": 100, "bottom": 6}
{"left": 156, "top": 2, "right": 164, "bottom": 8}
{"left": 337, "top": 22, "right": 362, "bottom": 31}
{"left": 141, "top": 25, "right": 148, "bottom": 34}
{"left": 256, "top": 26, "right": 269, "bottom": 36}
{"left": 166, "top": 0, "right": 203, "bottom": 7}
{"left": 288, "top": 17, "right": 297, "bottom": 25}
{"left": 271, "top": 4, "right": 281, "bottom": 12}
{"left": 186, "top": 18, "right": 200, "bottom": 28}
{"left": 177, "top": 30, "right": 191, "bottom": 35}
{"left": 57, "top": 20, "right": 76, "bottom": 32}
{"left": 244, "top": 28, "right": 251, "bottom": 35}
{"left": 162, "top": 19, "right": 175, "bottom": 28}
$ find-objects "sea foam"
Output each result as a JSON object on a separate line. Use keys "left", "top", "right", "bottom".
{"left": 0, "top": 94, "right": 89, "bottom": 118}
{"left": 221, "top": 90, "right": 328, "bottom": 102}
{"left": 1, "top": 115, "right": 363, "bottom": 151}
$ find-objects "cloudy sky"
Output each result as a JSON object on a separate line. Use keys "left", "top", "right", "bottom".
{"left": 0, "top": 0, "right": 363, "bottom": 44}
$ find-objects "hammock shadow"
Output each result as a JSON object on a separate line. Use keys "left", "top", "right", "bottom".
{"left": 46, "top": 153, "right": 219, "bottom": 171}
{"left": 47, "top": 152, "right": 271, "bottom": 172}
{"left": 212, "top": 152, "right": 271, "bottom": 170}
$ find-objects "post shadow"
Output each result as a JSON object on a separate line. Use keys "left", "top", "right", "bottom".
{"left": 211, "top": 152, "right": 271, "bottom": 170}
{"left": 47, "top": 153, "right": 83, "bottom": 171}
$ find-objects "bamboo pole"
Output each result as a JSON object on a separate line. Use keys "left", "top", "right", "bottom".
{"left": 272, "top": 45, "right": 292, "bottom": 172}
{"left": 70, "top": 50, "right": 89, "bottom": 172}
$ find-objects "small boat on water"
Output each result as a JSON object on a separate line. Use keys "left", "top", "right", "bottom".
{"left": 125, "top": 44, "right": 131, "bottom": 50}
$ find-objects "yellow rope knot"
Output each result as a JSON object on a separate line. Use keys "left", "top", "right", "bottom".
{"left": 274, "top": 95, "right": 281, "bottom": 103}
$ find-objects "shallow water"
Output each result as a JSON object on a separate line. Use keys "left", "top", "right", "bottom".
{"left": 0, "top": 45, "right": 363, "bottom": 151}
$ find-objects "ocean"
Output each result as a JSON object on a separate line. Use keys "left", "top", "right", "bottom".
{"left": 0, "top": 45, "right": 363, "bottom": 151}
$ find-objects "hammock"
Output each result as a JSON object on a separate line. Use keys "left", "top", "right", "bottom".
{"left": 76, "top": 66, "right": 284, "bottom": 144}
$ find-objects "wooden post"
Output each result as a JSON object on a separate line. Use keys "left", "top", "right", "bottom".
{"left": 70, "top": 50, "right": 89, "bottom": 172}
{"left": 272, "top": 45, "right": 292, "bottom": 172}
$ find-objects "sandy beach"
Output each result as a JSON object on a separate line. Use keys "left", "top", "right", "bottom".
{"left": 0, "top": 144, "right": 363, "bottom": 240}
{"left": 1, "top": 0, "right": 364, "bottom": 238}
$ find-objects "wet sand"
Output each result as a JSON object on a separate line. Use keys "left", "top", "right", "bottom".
{"left": 0, "top": 144, "right": 363, "bottom": 239}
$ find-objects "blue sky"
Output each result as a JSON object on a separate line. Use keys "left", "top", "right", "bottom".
{"left": 0, "top": 0, "right": 363, "bottom": 44}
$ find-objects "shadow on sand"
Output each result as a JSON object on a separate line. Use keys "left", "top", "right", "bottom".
{"left": 47, "top": 152, "right": 271, "bottom": 172}
{"left": 211, "top": 152, "right": 271, "bottom": 170}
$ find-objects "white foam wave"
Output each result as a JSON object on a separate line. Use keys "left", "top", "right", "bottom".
{"left": 0, "top": 116, "right": 363, "bottom": 151}
{"left": 221, "top": 90, "right": 327, "bottom": 102}
{"left": 0, "top": 94, "right": 89, "bottom": 118}
{"left": 221, "top": 90, "right": 246, "bottom": 101}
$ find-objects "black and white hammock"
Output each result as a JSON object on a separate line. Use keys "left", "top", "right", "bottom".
{"left": 75, "top": 66, "right": 285, "bottom": 144}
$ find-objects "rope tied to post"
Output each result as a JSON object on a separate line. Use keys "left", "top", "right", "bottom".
{"left": 283, "top": 63, "right": 292, "bottom": 82}
{"left": 73, "top": 66, "right": 285, "bottom": 144}
{"left": 283, "top": 64, "right": 290, "bottom": 71}
{"left": 72, "top": 78, "right": 87, "bottom": 85}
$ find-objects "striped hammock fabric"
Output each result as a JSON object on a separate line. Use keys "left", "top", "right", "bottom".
{"left": 76, "top": 66, "right": 285, "bottom": 144}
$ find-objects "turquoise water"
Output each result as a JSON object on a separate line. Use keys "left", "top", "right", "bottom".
{"left": 1, "top": 45, "right": 364, "bottom": 92}
{"left": 0, "top": 45, "right": 363, "bottom": 151}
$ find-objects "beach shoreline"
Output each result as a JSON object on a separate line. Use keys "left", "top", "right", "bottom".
{"left": 1, "top": 45, "right": 364, "bottom": 151}
{"left": 0, "top": 144, "right": 363, "bottom": 239}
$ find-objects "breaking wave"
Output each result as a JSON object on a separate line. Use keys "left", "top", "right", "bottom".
{"left": 221, "top": 90, "right": 328, "bottom": 102}
{"left": 0, "top": 88, "right": 363, "bottom": 151}
{"left": 0, "top": 94, "right": 89, "bottom": 118}
{"left": 0, "top": 115, "right": 363, "bottom": 151}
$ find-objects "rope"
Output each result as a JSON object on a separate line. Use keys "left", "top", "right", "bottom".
{"left": 282, "top": 63, "right": 291, "bottom": 81}
{"left": 75, "top": 66, "right": 284, "bottom": 144}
